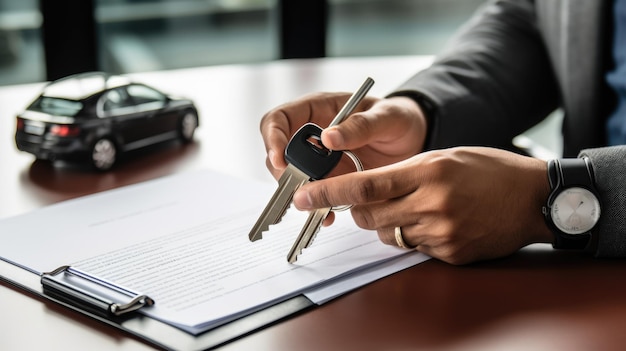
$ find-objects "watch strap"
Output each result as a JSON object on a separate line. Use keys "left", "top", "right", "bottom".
{"left": 557, "top": 158, "right": 595, "bottom": 188}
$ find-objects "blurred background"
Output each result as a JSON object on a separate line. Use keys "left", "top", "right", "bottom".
{"left": 0, "top": 0, "right": 485, "bottom": 86}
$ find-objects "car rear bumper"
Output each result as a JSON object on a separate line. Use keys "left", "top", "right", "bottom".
{"left": 15, "top": 132, "right": 90, "bottom": 161}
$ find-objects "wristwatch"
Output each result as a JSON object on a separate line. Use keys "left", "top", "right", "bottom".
{"left": 543, "top": 157, "right": 601, "bottom": 249}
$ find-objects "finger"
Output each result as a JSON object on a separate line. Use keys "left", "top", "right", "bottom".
{"left": 292, "top": 162, "right": 418, "bottom": 210}
{"left": 322, "top": 211, "right": 335, "bottom": 226}
{"left": 379, "top": 223, "right": 474, "bottom": 265}
{"left": 265, "top": 155, "right": 284, "bottom": 180}
{"left": 260, "top": 110, "right": 292, "bottom": 171}
{"left": 377, "top": 225, "right": 420, "bottom": 248}
{"left": 377, "top": 227, "right": 398, "bottom": 246}
{"left": 350, "top": 200, "right": 413, "bottom": 231}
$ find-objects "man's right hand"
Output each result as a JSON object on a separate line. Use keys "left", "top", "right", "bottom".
{"left": 260, "top": 93, "right": 428, "bottom": 179}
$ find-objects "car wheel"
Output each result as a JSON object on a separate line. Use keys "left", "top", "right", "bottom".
{"left": 91, "top": 138, "right": 116, "bottom": 171}
{"left": 179, "top": 111, "right": 198, "bottom": 143}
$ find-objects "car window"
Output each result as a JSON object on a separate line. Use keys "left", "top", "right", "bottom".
{"left": 28, "top": 97, "right": 83, "bottom": 117}
{"left": 127, "top": 84, "right": 166, "bottom": 106}
{"left": 101, "top": 88, "right": 134, "bottom": 115}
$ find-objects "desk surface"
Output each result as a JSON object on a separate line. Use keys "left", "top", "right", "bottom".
{"left": 2, "top": 56, "right": 626, "bottom": 351}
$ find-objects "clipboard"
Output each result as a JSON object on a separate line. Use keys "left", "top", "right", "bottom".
{"left": 0, "top": 169, "right": 428, "bottom": 350}
{"left": 0, "top": 259, "right": 314, "bottom": 350}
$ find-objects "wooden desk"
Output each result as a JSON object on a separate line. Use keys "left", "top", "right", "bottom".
{"left": 2, "top": 56, "right": 626, "bottom": 351}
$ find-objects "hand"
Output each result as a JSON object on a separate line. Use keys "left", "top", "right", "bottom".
{"left": 292, "top": 147, "right": 554, "bottom": 265}
{"left": 260, "top": 93, "right": 428, "bottom": 179}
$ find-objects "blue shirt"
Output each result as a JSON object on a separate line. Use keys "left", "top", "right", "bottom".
{"left": 606, "top": 0, "right": 626, "bottom": 145}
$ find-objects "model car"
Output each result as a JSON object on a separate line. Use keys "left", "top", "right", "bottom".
{"left": 15, "top": 72, "right": 199, "bottom": 171}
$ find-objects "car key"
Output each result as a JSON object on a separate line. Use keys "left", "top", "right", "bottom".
{"left": 287, "top": 150, "right": 363, "bottom": 263}
{"left": 248, "top": 123, "right": 345, "bottom": 242}
{"left": 248, "top": 77, "right": 374, "bottom": 253}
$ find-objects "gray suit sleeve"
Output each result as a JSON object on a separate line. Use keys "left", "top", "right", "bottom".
{"left": 388, "top": 0, "right": 560, "bottom": 151}
{"left": 579, "top": 146, "right": 626, "bottom": 257}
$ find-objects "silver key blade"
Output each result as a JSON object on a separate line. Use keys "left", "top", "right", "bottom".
{"left": 287, "top": 207, "right": 331, "bottom": 263}
{"left": 249, "top": 163, "right": 310, "bottom": 242}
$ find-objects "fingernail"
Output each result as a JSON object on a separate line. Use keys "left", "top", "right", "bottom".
{"left": 324, "top": 128, "right": 344, "bottom": 149}
{"left": 293, "top": 189, "right": 313, "bottom": 210}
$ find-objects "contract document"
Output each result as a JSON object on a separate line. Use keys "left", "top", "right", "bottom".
{"left": 0, "top": 170, "right": 429, "bottom": 335}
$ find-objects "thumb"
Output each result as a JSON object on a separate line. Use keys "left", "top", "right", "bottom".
{"left": 320, "top": 96, "right": 421, "bottom": 151}
{"left": 321, "top": 112, "right": 378, "bottom": 151}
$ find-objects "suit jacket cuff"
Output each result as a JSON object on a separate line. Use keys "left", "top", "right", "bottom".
{"left": 579, "top": 145, "right": 626, "bottom": 257}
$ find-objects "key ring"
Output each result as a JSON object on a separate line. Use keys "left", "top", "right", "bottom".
{"left": 331, "top": 150, "right": 363, "bottom": 212}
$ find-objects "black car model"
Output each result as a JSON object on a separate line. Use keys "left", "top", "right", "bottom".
{"left": 15, "top": 72, "right": 199, "bottom": 170}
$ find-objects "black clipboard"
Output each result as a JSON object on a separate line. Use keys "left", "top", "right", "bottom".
{"left": 0, "top": 259, "right": 314, "bottom": 350}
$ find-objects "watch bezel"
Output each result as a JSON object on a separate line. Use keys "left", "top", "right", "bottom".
{"left": 550, "top": 186, "right": 601, "bottom": 235}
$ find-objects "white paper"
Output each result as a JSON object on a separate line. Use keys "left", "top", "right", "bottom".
{"left": 304, "top": 252, "right": 430, "bottom": 304}
{"left": 0, "top": 170, "right": 429, "bottom": 334}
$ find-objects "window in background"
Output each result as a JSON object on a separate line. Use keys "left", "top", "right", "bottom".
{"left": 0, "top": 0, "right": 44, "bottom": 85}
{"left": 0, "top": 0, "right": 485, "bottom": 86}
{"left": 95, "top": 0, "right": 277, "bottom": 74}
{"left": 328, "top": 0, "right": 485, "bottom": 57}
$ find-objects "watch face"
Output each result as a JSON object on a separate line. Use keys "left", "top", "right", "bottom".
{"left": 551, "top": 187, "right": 601, "bottom": 234}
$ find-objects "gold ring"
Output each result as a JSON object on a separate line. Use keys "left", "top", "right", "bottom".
{"left": 394, "top": 227, "right": 414, "bottom": 249}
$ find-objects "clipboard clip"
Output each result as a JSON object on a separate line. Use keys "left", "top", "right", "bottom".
{"left": 41, "top": 265, "right": 154, "bottom": 318}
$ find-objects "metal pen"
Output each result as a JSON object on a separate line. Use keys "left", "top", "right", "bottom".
{"left": 328, "top": 77, "right": 375, "bottom": 127}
